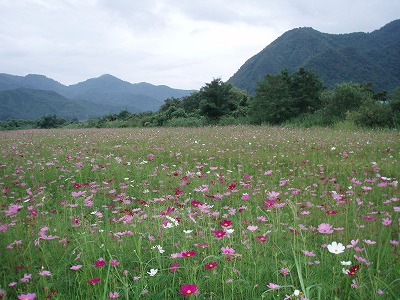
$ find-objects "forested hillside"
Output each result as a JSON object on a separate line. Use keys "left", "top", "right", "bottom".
{"left": 228, "top": 19, "right": 400, "bottom": 94}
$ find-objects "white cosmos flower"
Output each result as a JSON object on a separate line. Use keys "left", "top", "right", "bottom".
{"left": 147, "top": 268, "right": 158, "bottom": 276}
{"left": 327, "top": 241, "right": 345, "bottom": 254}
{"left": 341, "top": 261, "right": 352, "bottom": 266}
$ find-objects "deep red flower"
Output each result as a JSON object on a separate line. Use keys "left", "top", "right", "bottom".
{"left": 181, "top": 250, "right": 197, "bottom": 257}
{"left": 191, "top": 200, "right": 201, "bottom": 207}
{"left": 88, "top": 277, "right": 101, "bottom": 285}
{"left": 228, "top": 183, "right": 236, "bottom": 190}
{"left": 219, "top": 219, "right": 232, "bottom": 228}
{"left": 326, "top": 210, "right": 337, "bottom": 215}
{"left": 178, "top": 284, "right": 198, "bottom": 296}
{"left": 204, "top": 261, "right": 218, "bottom": 270}
{"left": 257, "top": 235, "right": 267, "bottom": 242}
{"left": 213, "top": 230, "right": 226, "bottom": 239}
{"left": 348, "top": 265, "right": 360, "bottom": 276}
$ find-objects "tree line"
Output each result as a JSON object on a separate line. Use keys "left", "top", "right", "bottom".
{"left": 2, "top": 68, "right": 400, "bottom": 130}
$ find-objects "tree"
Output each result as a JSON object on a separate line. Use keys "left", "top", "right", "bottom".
{"left": 321, "top": 83, "right": 374, "bottom": 123}
{"left": 290, "top": 67, "right": 324, "bottom": 113}
{"left": 249, "top": 69, "right": 293, "bottom": 124}
{"left": 249, "top": 68, "right": 324, "bottom": 124}
{"left": 198, "top": 78, "right": 230, "bottom": 120}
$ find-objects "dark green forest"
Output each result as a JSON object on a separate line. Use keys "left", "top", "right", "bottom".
{"left": 2, "top": 68, "right": 400, "bottom": 130}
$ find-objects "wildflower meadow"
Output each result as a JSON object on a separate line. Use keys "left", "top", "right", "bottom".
{"left": 0, "top": 126, "right": 399, "bottom": 299}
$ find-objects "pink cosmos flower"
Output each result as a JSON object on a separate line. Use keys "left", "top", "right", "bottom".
{"left": 247, "top": 225, "right": 258, "bottom": 232}
{"left": 241, "top": 194, "right": 250, "bottom": 201}
{"left": 354, "top": 255, "right": 370, "bottom": 265}
{"left": 302, "top": 250, "right": 316, "bottom": 257}
{"left": 70, "top": 265, "right": 82, "bottom": 270}
{"left": 317, "top": 223, "right": 334, "bottom": 234}
{"left": 221, "top": 246, "right": 235, "bottom": 255}
{"left": 110, "top": 259, "right": 120, "bottom": 266}
{"left": 363, "top": 239, "right": 376, "bottom": 245}
{"left": 38, "top": 270, "right": 51, "bottom": 276}
{"left": 170, "top": 262, "right": 179, "bottom": 273}
{"left": 280, "top": 268, "right": 290, "bottom": 275}
{"left": 170, "top": 252, "right": 183, "bottom": 258}
{"left": 20, "top": 273, "right": 32, "bottom": 283}
{"left": 390, "top": 240, "right": 399, "bottom": 246}
{"left": 109, "top": 291, "right": 120, "bottom": 298}
{"left": 382, "top": 218, "right": 392, "bottom": 226}
{"left": 17, "top": 293, "right": 36, "bottom": 300}
{"left": 267, "top": 283, "right": 280, "bottom": 289}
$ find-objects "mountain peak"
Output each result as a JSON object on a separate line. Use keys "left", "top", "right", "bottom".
{"left": 228, "top": 19, "right": 400, "bottom": 93}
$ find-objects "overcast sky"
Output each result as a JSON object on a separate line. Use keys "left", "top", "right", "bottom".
{"left": 1, "top": 0, "right": 399, "bottom": 90}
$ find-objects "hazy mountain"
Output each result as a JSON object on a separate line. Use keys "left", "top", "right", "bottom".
{"left": 228, "top": 19, "right": 400, "bottom": 94}
{"left": 0, "top": 88, "right": 114, "bottom": 121}
{"left": 0, "top": 73, "right": 196, "bottom": 120}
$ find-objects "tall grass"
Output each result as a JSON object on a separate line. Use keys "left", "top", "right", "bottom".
{"left": 0, "top": 126, "right": 399, "bottom": 299}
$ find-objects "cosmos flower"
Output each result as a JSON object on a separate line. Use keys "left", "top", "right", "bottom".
{"left": 327, "top": 241, "right": 345, "bottom": 254}
{"left": 17, "top": 293, "right": 36, "bottom": 300}
{"left": 318, "top": 223, "right": 334, "bottom": 234}
{"left": 267, "top": 283, "right": 280, "bottom": 290}
{"left": 147, "top": 269, "right": 158, "bottom": 276}
{"left": 204, "top": 261, "right": 218, "bottom": 270}
{"left": 88, "top": 277, "right": 101, "bottom": 285}
{"left": 178, "top": 284, "right": 198, "bottom": 296}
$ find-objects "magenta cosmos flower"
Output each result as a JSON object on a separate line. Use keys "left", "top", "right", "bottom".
{"left": 181, "top": 250, "right": 197, "bottom": 257}
{"left": 178, "top": 284, "right": 198, "bottom": 296}
{"left": 204, "top": 261, "right": 218, "bottom": 270}
{"left": 88, "top": 277, "right": 101, "bottom": 285}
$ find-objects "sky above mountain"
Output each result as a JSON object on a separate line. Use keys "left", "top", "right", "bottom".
{"left": 1, "top": 0, "right": 399, "bottom": 90}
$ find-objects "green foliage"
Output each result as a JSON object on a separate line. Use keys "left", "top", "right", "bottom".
{"left": 36, "top": 115, "right": 68, "bottom": 128}
{"left": 348, "top": 100, "right": 393, "bottom": 128}
{"left": 249, "top": 68, "right": 324, "bottom": 124}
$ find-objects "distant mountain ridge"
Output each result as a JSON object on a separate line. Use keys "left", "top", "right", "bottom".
{"left": 228, "top": 19, "right": 400, "bottom": 94}
{"left": 0, "top": 73, "right": 195, "bottom": 121}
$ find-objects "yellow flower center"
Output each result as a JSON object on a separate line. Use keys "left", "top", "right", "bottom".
{"left": 187, "top": 290, "right": 192, "bottom": 294}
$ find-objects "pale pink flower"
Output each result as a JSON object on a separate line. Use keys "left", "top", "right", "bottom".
{"left": 382, "top": 218, "right": 392, "bottom": 226}
{"left": 247, "top": 225, "right": 258, "bottom": 232}
{"left": 70, "top": 265, "right": 82, "bottom": 270}
{"left": 38, "top": 270, "right": 51, "bottom": 276}
{"left": 363, "top": 239, "right": 376, "bottom": 245}
{"left": 302, "top": 250, "right": 316, "bottom": 257}
{"left": 20, "top": 273, "right": 32, "bottom": 283}
{"left": 108, "top": 291, "right": 120, "bottom": 298}
{"left": 317, "top": 223, "right": 334, "bottom": 234}
{"left": 351, "top": 279, "right": 358, "bottom": 289}
{"left": 267, "top": 283, "right": 280, "bottom": 290}
{"left": 354, "top": 254, "right": 370, "bottom": 265}
{"left": 221, "top": 246, "right": 235, "bottom": 255}
{"left": 346, "top": 239, "right": 359, "bottom": 248}
{"left": 17, "top": 293, "right": 36, "bottom": 300}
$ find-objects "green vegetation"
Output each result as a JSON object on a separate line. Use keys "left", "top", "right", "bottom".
{"left": 2, "top": 67, "right": 399, "bottom": 130}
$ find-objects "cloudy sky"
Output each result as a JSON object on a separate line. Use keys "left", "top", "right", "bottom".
{"left": 1, "top": 0, "right": 399, "bottom": 90}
